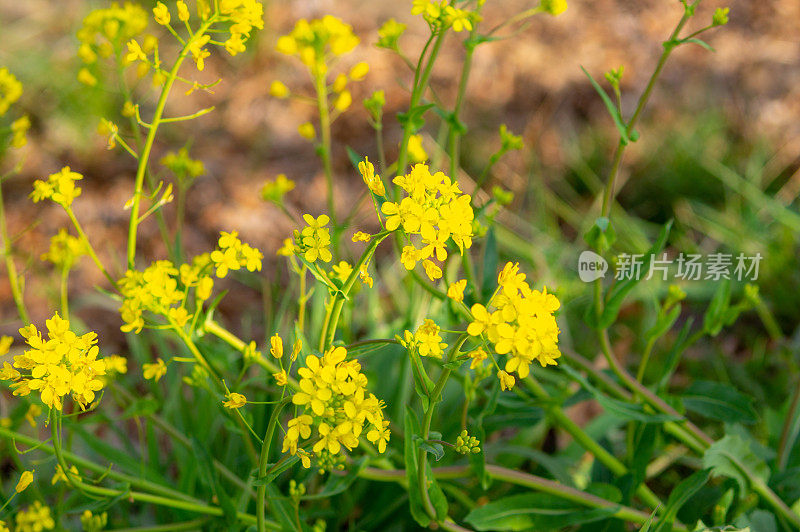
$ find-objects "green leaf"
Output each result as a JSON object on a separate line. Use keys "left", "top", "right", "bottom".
{"left": 645, "top": 304, "right": 681, "bottom": 343}
{"left": 584, "top": 217, "right": 616, "bottom": 253}
{"left": 416, "top": 437, "right": 445, "bottom": 461}
{"left": 191, "top": 437, "right": 237, "bottom": 527}
{"left": 397, "top": 103, "right": 435, "bottom": 131}
{"left": 703, "top": 434, "right": 769, "bottom": 496}
{"left": 404, "top": 406, "right": 431, "bottom": 527}
{"left": 562, "top": 365, "right": 681, "bottom": 423}
{"left": 581, "top": 66, "right": 632, "bottom": 145}
{"left": 653, "top": 469, "right": 711, "bottom": 532}
{"left": 656, "top": 319, "right": 694, "bottom": 393}
{"left": 464, "top": 493, "right": 617, "bottom": 531}
{"left": 681, "top": 381, "right": 758, "bottom": 425}
{"left": 252, "top": 455, "right": 300, "bottom": 486}
{"left": 681, "top": 38, "right": 716, "bottom": 52}
{"left": 266, "top": 484, "right": 302, "bottom": 531}
{"left": 703, "top": 279, "right": 731, "bottom": 336}
{"left": 638, "top": 508, "right": 658, "bottom": 532}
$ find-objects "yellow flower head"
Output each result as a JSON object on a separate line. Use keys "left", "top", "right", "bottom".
{"left": 143, "top": 358, "right": 167, "bottom": 382}
{"left": 31, "top": 166, "right": 84, "bottom": 207}
{"left": 285, "top": 345, "right": 389, "bottom": 468}
{"left": 14, "top": 501, "right": 54, "bottom": 532}
{"left": 376, "top": 18, "right": 406, "bottom": 49}
{"left": 358, "top": 157, "right": 385, "bottom": 197}
{"left": 298, "top": 122, "right": 316, "bottom": 140}
{"left": 273, "top": 370, "right": 288, "bottom": 386}
{"left": 540, "top": 0, "right": 568, "bottom": 16}
{"left": 277, "top": 16, "right": 359, "bottom": 75}
{"left": 41, "top": 229, "right": 87, "bottom": 270}
{"left": 16, "top": 470, "right": 34, "bottom": 493}
{"left": 153, "top": 2, "right": 170, "bottom": 25}
{"left": 296, "top": 214, "right": 332, "bottom": 263}
{"left": 1, "top": 313, "right": 106, "bottom": 411}
{"left": 223, "top": 392, "right": 247, "bottom": 409}
{"left": 498, "top": 370, "right": 515, "bottom": 391}
{"left": 209, "top": 231, "right": 263, "bottom": 278}
{"left": 261, "top": 174, "right": 295, "bottom": 203}
{"left": 11, "top": 115, "right": 31, "bottom": 148}
{"left": 270, "top": 80, "right": 290, "bottom": 99}
{"left": 0, "top": 68, "right": 23, "bottom": 116}
{"left": 447, "top": 280, "right": 467, "bottom": 303}
{"left": 52, "top": 464, "right": 80, "bottom": 485}
{"left": 270, "top": 334, "right": 284, "bottom": 359}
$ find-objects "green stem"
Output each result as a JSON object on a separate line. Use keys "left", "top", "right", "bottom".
{"left": 65, "top": 206, "right": 116, "bottom": 287}
{"left": 777, "top": 376, "right": 800, "bottom": 471}
{"left": 524, "top": 376, "right": 664, "bottom": 511}
{"left": 396, "top": 30, "right": 447, "bottom": 181}
{"left": 600, "top": 8, "right": 693, "bottom": 218}
{"left": 0, "top": 180, "right": 29, "bottom": 323}
{"left": 127, "top": 18, "right": 215, "bottom": 268}
{"left": 417, "top": 334, "right": 468, "bottom": 520}
{"left": 314, "top": 71, "right": 336, "bottom": 227}
{"left": 60, "top": 266, "right": 70, "bottom": 320}
{"left": 257, "top": 398, "right": 289, "bottom": 532}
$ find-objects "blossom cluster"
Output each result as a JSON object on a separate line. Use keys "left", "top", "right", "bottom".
{"left": 0, "top": 314, "right": 106, "bottom": 411}
{"left": 381, "top": 164, "right": 474, "bottom": 281}
{"left": 283, "top": 346, "right": 390, "bottom": 470}
{"left": 294, "top": 214, "right": 333, "bottom": 263}
{"left": 468, "top": 263, "right": 561, "bottom": 390}
{"left": 30, "top": 167, "right": 83, "bottom": 208}
{"left": 276, "top": 16, "right": 359, "bottom": 76}
{"left": 0, "top": 67, "right": 23, "bottom": 116}
{"left": 401, "top": 319, "right": 447, "bottom": 359}
{"left": 411, "top": 0, "right": 481, "bottom": 31}
{"left": 76, "top": 2, "right": 149, "bottom": 86}
{"left": 41, "top": 229, "right": 88, "bottom": 270}
{"left": 10, "top": 501, "right": 55, "bottom": 532}
{"left": 210, "top": 230, "right": 264, "bottom": 278}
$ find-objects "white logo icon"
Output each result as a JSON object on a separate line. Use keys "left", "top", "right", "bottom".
{"left": 578, "top": 251, "right": 608, "bottom": 282}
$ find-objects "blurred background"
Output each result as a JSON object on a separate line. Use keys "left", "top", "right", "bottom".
{"left": 1, "top": 0, "right": 799, "bottom": 390}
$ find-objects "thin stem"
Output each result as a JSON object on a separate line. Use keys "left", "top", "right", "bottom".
{"left": 0, "top": 180, "right": 29, "bottom": 323}
{"left": 60, "top": 266, "right": 70, "bottom": 319}
{"left": 257, "top": 398, "right": 289, "bottom": 532}
{"left": 314, "top": 71, "right": 336, "bottom": 227}
{"left": 777, "top": 376, "right": 800, "bottom": 471}
{"left": 127, "top": 18, "right": 215, "bottom": 268}
{"left": 64, "top": 206, "right": 117, "bottom": 287}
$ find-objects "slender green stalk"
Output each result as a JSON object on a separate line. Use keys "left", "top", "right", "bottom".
{"left": 417, "top": 334, "right": 468, "bottom": 520}
{"left": 0, "top": 180, "right": 29, "bottom": 323}
{"left": 359, "top": 464, "right": 684, "bottom": 531}
{"left": 313, "top": 71, "right": 336, "bottom": 227}
{"left": 64, "top": 206, "right": 116, "bottom": 287}
{"left": 396, "top": 30, "right": 447, "bottom": 181}
{"left": 524, "top": 376, "right": 664, "bottom": 511}
{"left": 127, "top": 18, "right": 216, "bottom": 268}
{"left": 60, "top": 266, "right": 70, "bottom": 319}
{"left": 778, "top": 376, "right": 800, "bottom": 471}
{"left": 257, "top": 398, "right": 289, "bottom": 532}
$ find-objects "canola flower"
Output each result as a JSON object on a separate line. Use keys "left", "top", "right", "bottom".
{"left": 0, "top": 67, "right": 23, "bottom": 116}
{"left": 223, "top": 392, "right": 247, "bottom": 409}
{"left": 468, "top": 262, "right": 561, "bottom": 389}
{"left": 143, "top": 358, "right": 167, "bottom": 382}
{"left": 380, "top": 164, "right": 474, "bottom": 281}
{"left": 210, "top": 231, "right": 264, "bottom": 278}
{"left": 411, "top": 0, "right": 481, "bottom": 31}
{"left": 283, "top": 346, "right": 389, "bottom": 470}
{"left": 402, "top": 319, "right": 447, "bottom": 359}
{"left": 30, "top": 167, "right": 83, "bottom": 208}
{"left": 294, "top": 214, "right": 333, "bottom": 263}
{"left": 0, "top": 314, "right": 106, "bottom": 411}
{"left": 52, "top": 464, "right": 80, "bottom": 485}
{"left": 14, "top": 501, "right": 55, "bottom": 532}
{"left": 16, "top": 470, "right": 34, "bottom": 493}
{"left": 276, "top": 16, "right": 359, "bottom": 76}
{"left": 41, "top": 229, "right": 88, "bottom": 270}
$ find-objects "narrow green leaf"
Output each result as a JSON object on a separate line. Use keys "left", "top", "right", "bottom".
{"left": 653, "top": 469, "right": 711, "bottom": 532}
{"left": 464, "top": 493, "right": 617, "bottom": 531}
{"left": 581, "top": 65, "right": 631, "bottom": 145}
{"left": 703, "top": 434, "right": 769, "bottom": 496}
{"left": 681, "top": 381, "right": 758, "bottom": 425}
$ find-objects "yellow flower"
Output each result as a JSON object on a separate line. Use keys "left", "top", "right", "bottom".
{"left": 413, "top": 319, "right": 447, "bottom": 359}
{"left": 262, "top": 174, "right": 295, "bottom": 203}
{"left": 270, "top": 80, "right": 290, "bottom": 99}
{"left": 298, "top": 122, "right": 316, "bottom": 140}
{"left": 273, "top": 370, "right": 288, "bottom": 386}
{"left": 30, "top": 166, "right": 84, "bottom": 207}
{"left": 352, "top": 231, "right": 371, "bottom": 243}
{"left": 0, "top": 68, "right": 23, "bottom": 116}
{"left": 468, "top": 348, "right": 487, "bottom": 369}
{"left": 331, "top": 261, "right": 353, "bottom": 283}
{"left": 291, "top": 339, "right": 302, "bottom": 361}
{"left": 349, "top": 61, "right": 369, "bottom": 81}
{"left": 422, "top": 259, "right": 442, "bottom": 281}
{"left": 406, "top": 134, "right": 427, "bottom": 162}
{"left": 334, "top": 90, "right": 352, "bottom": 112}
{"left": 223, "top": 392, "right": 247, "bottom": 409}
{"left": 367, "top": 420, "right": 390, "bottom": 453}
{"left": 176, "top": 0, "right": 190, "bottom": 22}
{"left": 16, "top": 470, "right": 34, "bottom": 493}
{"left": 11, "top": 115, "right": 31, "bottom": 148}
{"left": 143, "top": 358, "right": 167, "bottom": 382}
{"left": 376, "top": 18, "right": 406, "bottom": 49}
{"left": 0, "top": 335, "right": 11, "bottom": 356}
{"left": 25, "top": 404, "right": 41, "bottom": 427}
{"left": 447, "top": 280, "right": 467, "bottom": 303}
{"left": 359, "top": 157, "right": 385, "bottom": 196}
{"left": 188, "top": 34, "right": 211, "bottom": 71}
{"left": 498, "top": 370, "right": 515, "bottom": 391}
{"left": 153, "top": 2, "right": 170, "bottom": 25}
{"left": 14, "top": 501, "right": 54, "bottom": 532}
{"left": 540, "top": 0, "right": 568, "bottom": 16}
{"left": 52, "top": 464, "right": 79, "bottom": 485}
{"left": 209, "top": 231, "right": 263, "bottom": 277}
{"left": 41, "top": 229, "right": 87, "bottom": 270}
{"left": 105, "top": 355, "right": 128, "bottom": 374}
{"left": 2, "top": 313, "right": 106, "bottom": 411}
{"left": 270, "top": 334, "right": 284, "bottom": 359}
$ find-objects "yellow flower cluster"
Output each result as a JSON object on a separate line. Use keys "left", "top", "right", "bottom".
{"left": 468, "top": 262, "right": 561, "bottom": 389}
{"left": 411, "top": 0, "right": 480, "bottom": 32}
{"left": 376, "top": 19, "right": 406, "bottom": 49}
{"left": 210, "top": 231, "right": 264, "bottom": 278}
{"left": 41, "top": 229, "right": 87, "bottom": 270}
{"left": 261, "top": 174, "right": 295, "bottom": 203}
{"left": 294, "top": 214, "right": 333, "bottom": 263}
{"left": 455, "top": 430, "right": 480, "bottom": 454}
{"left": 10, "top": 115, "right": 31, "bottom": 149}
{"left": 13, "top": 501, "right": 55, "bottom": 532}
{"left": 381, "top": 164, "right": 474, "bottom": 281}
{"left": 276, "top": 16, "right": 359, "bottom": 75}
{"left": 30, "top": 167, "right": 83, "bottom": 208}
{"left": 284, "top": 346, "right": 390, "bottom": 469}
{"left": 401, "top": 319, "right": 447, "bottom": 359}
{"left": 1, "top": 313, "right": 106, "bottom": 411}
{"left": 0, "top": 67, "right": 23, "bottom": 116}
{"left": 76, "top": 2, "right": 149, "bottom": 85}
{"left": 119, "top": 260, "right": 185, "bottom": 333}
{"left": 359, "top": 157, "right": 385, "bottom": 197}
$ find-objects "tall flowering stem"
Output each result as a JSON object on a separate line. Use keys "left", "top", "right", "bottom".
{"left": 0, "top": 180, "right": 29, "bottom": 323}
{"left": 126, "top": 17, "right": 217, "bottom": 269}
